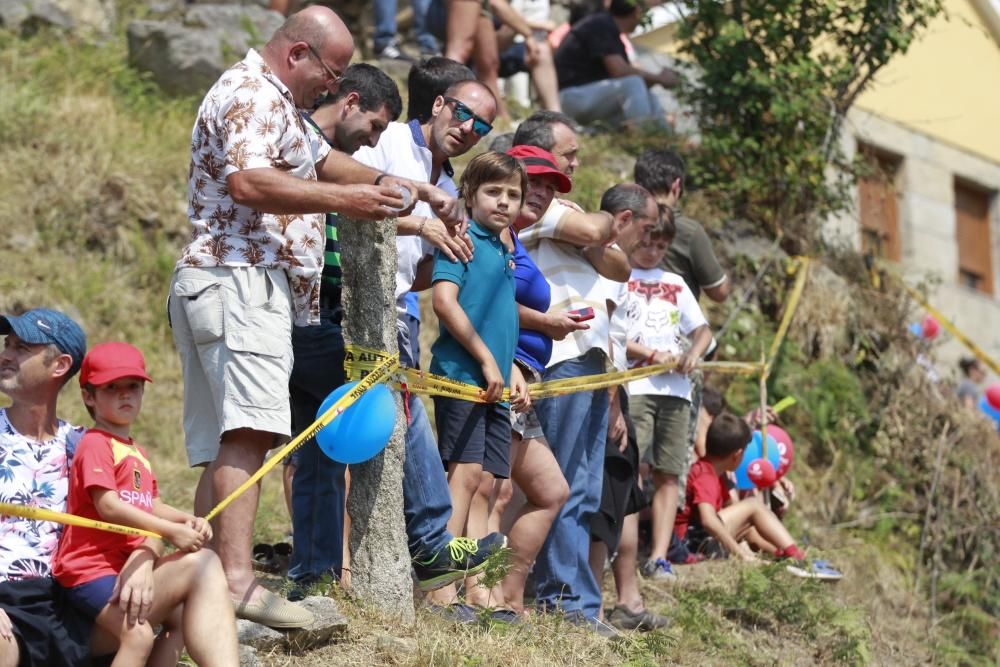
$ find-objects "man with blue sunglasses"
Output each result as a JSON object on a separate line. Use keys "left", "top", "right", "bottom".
{"left": 351, "top": 64, "right": 505, "bottom": 620}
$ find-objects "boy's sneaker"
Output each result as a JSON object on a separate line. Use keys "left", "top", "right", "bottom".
{"left": 606, "top": 605, "right": 670, "bottom": 632}
{"left": 639, "top": 558, "right": 677, "bottom": 582}
{"left": 375, "top": 41, "right": 414, "bottom": 63}
{"left": 412, "top": 533, "right": 507, "bottom": 591}
{"left": 786, "top": 560, "right": 844, "bottom": 581}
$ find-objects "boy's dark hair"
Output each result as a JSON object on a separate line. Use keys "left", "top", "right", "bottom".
{"left": 959, "top": 356, "right": 980, "bottom": 376}
{"left": 321, "top": 63, "right": 402, "bottom": 120}
{"left": 600, "top": 183, "right": 654, "bottom": 217}
{"left": 705, "top": 412, "right": 751, "bottom": 459}
{"left": 634, "top": 148, "right": 686, "bottom": 198}
{"left": 460, "top": 151, "right": 527, "bottom": 212}
{"left": 609, "top": 0, "right": 643, "bottom": 17}
{"left": 701, "top": 386, "right": 727, "bottom": 417}
{"left": 407, "top": 56, "right": 475, "bottom": 123}
{"left": 512, "top": 110, "right": 578, "bottom": 152}
{"left": 650, "top": 203, "right": 677, "bottom": 241}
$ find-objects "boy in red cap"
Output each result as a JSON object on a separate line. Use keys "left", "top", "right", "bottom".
{"left": 54, "top": 342, "right": 228, "bottom": 666}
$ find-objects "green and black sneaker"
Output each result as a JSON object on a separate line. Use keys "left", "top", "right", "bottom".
{"left": 412, "top": 533, "right": 507, "bottom": 591}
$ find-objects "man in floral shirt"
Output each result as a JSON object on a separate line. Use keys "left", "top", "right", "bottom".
{"left": 0, "top": 309, "right": 92, "bottom": 665}
{"left": 168, "top": 6, "right": 462, "bottom": 628}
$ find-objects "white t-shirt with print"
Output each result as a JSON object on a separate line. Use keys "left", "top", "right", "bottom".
{"left": 0, "top": 409, "right": 84, "bottom": 582}
{"left": 624, "top": 267, "right": 707, "bottom": 399}
{"left": 519, "top": 200, "right": 611, "bottom": 368}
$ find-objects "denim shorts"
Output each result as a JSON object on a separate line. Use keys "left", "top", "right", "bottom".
{"left": 434, "top": 396, "right": 512, "bottom": 478}
{"left": 510, "top": 362, "right": 544, "bottom": 440}
{"left": 64, "top": 574, "right": 117, "bottom": 620}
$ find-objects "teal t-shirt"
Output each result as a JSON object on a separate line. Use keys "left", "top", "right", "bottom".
{"left": 429, "top": 221, "right": 518, "bottom": 389}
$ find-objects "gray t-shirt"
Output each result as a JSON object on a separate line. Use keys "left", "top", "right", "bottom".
{"left": 662, "top": 214, "right": 726, "bottom": 302}
{"left": 956, "top": 378, "right": 979, "bottom": 404}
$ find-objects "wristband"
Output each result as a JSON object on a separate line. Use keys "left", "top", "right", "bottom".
{"left": 645, "top": 351, "right": 656, "bottom": 366}
{"left": 416, "top": 217, "right": 426, "bottom": 236}
{"left": 374, "top": 173, "right": 388, "bottom": 186}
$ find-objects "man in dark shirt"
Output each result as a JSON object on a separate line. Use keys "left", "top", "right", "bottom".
{"left": 286, "top": 63, "right": 403, "bottom": 596}
{"left": 633, "top": 149, "right": 730, "bottom": 303}
{"left": 554, "top": 0, "right": 678, "bottom": 128}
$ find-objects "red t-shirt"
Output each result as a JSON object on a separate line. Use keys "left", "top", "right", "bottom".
{"left": 53, "top": 429, "right": 159, "bottom": 587}
{"left": 674, "top": 458, "right": 727, "bottom": 540}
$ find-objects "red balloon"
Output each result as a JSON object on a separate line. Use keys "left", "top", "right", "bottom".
{"left": 747, "top": 458, "right": 777, "bottom": 489}
{"left": 921, "top": 315, "right": 940, "bottom": 340}
{"left": 775, "top": 439, "right": 794, "bottom": 478}
{"left": 763, "top": 424, "right": 792, "bottom": 448}
{"left": 986, "top": 383, "right": 1000, "bottom": 412}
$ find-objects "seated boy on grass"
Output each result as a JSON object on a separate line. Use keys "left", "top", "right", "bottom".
{"left": 54, "top": 342, "right": 237, "bottom": 667}
{"left": 673, "top": 412, "right": 807, "bottom": 563}
{"left": 429, "top": 151, "right": 530, "bottom": 607}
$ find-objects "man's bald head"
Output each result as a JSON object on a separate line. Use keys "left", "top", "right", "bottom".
{"left": 271, "top": 5, "right": 350, "bottom": 51}
{"left": 264, "top": 6, "right": 355, "bottom": 110}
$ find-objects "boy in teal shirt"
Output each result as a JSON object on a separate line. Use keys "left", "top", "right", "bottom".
{"left": 430, "top": 152, "right": 530, "bottom": 594}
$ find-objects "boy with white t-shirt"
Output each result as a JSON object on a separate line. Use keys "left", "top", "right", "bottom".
{"left": 623, "top": 213, "right": 712, "bottom": 581}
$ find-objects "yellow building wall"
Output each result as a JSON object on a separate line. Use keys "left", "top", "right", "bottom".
{"left": 632, "top": 0, "right": 1000, "bottom": 164}
{"left": 855, "top": 0, "right": 1000, "bottom": 164}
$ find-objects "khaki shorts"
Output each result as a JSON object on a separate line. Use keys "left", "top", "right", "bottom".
{"left": 168, "top": 266, "right": 294, "bottom": 467}
{"left": 629, "top": 393, "right": 691, "bottom": 476}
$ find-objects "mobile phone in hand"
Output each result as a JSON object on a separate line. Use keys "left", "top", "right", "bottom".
{"left": 567, "top": 307, "right": 595, "bottom": 322}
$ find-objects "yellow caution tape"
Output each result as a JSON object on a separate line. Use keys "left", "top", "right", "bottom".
{"left": 772, "top": 395, "right": 797, "bottom": 414}
{"left": 204, "top": 354, "right": 400, "bottom": 522}
{"left": 764, "top": 257, "right": 810, "bottom": 381}
{"left": 898, "top": 280, "right": 1000, "bottom": 377}
{"left": 0, "top": 502, "right": 160, "bottom": 539}
{"left": 345, "top": 344, "right": 762, "bottom": 403}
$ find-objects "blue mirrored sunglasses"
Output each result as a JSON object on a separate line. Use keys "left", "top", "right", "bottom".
{"left": 443, "top": 96, "right": 492, "bottom": 137}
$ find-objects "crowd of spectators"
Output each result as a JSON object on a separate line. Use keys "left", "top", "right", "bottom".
{"left": 0, "top": 4, "right": 839, "bottom": 664}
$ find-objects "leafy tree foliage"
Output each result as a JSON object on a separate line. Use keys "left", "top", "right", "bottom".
{"left": 673, "top": 0, "right": 944, "bottom": 240}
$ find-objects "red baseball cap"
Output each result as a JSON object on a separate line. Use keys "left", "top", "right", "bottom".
{"left": 79, "top": 342, "right": 153, "bottom": 387}
{"left": 507, "top": 145, "right": 572, "bottom": 193}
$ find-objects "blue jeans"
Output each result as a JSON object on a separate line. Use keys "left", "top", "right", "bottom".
{"left": 287, "top": 310, "right": 347, "bottom": 582}
{"left": 533, "top": 349, "right": 609, "bottom": 618}
{"left": 375, "top": 0, "right": 440, "bottom": 53}
{"left": 398, "top": 323, "right": 453, "bottom": 557}
{"left": 559, "top": 75, "right": 667, "bottom": 128}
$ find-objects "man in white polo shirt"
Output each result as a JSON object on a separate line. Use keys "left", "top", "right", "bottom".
{"left": 350, "top": 65, "right": 507, "bottom": 618}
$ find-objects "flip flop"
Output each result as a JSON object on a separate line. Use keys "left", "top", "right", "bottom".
{"left": 233, "top": 588, "right": 315, "bottom": 629}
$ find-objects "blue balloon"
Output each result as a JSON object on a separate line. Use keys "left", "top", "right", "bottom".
{"left": 979, "top": 395, "right": 1000, "bottom": 423}
{"left": 908, "top": 322, "right": 923, "bottom": 338}
{"left": 734, "top": 431, "right": 781, "bottom": 491}
{"left": 315, "top": 381, "right": 396, "bottom": 464}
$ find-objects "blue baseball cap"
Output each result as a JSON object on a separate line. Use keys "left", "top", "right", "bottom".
{"left": 0, "top": 308, "right": 87, "bottom": 378}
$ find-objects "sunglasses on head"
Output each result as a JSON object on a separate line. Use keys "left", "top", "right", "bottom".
{"left": 443, "top": 96, "right": 492, "bottom": 137}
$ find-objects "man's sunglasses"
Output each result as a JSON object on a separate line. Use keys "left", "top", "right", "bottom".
{"left": 443, "top": 96, "right": 492, "bottom": 137}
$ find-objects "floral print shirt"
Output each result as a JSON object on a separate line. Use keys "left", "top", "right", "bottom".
{"left": 0, "top": 409, "right": 84, "bottom": 582}
{"left": 178, "top": 49, "right": 331, "bottom": 326}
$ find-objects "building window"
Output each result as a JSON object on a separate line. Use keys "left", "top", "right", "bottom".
{"left": 857, "top": 144, "right": 903, "bottom": 262}
{"left": 954, "top": 179, "right": 994, "bottom": 296}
